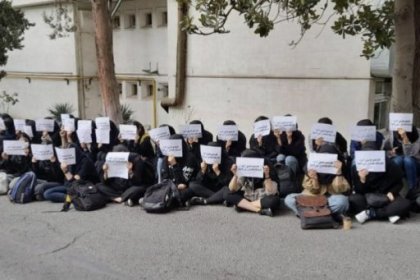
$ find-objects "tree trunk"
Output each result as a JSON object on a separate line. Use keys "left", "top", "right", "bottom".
{"left": 392, "top": 0, "right": 415, "bottom": 114}
{"left": 91, "top": 0, "right": 122, "bottom": 124}
{"left": 413, "top": 0, "right": 420, "bottom": 125}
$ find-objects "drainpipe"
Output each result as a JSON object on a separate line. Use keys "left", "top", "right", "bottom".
{"left": 73, "top": 1, "right": 86, "bottom": 118}
{"left": 160, "top": 1, "right": 187, "bottom": 112}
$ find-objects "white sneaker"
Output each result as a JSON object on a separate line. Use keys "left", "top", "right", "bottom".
{"left": 355, "top": 210, "right": 370, "bottom": 224}
{"left": 388, "top": 215, "right": 400, "bottom": 224}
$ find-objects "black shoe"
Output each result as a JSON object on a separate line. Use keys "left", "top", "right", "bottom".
{"left": 190, "top": 196, "right": 206, "bottom": 205}
{"left": 223, "top": 200, "right": 233, "bottom": 207}
{"left": 259, "top": 208, "right": 273, "bottom": 217}
{"left": 234, "top": 205, "right": 244, "bottom": 213}
{"left": 178, "top": 200, "right": 191, "bottom": 211}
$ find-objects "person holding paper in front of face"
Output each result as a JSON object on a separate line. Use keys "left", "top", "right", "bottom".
{"left": 350, "top": 142, "right": 411, "bottom": 224}
{"left": 153, "top": 124, "right": 176, "bottom": 183}
{"left": 185, "top": 120, "right": 213, "bottom": 160}
{"left": 249, "top": 116, "right": 278, "bottom": 160}
{"left": 0, "top": 132, "right": 32, "bottom": 177}
{"left": 43, "top": 132, "right": 98, "bottom": 203}
{"left": 273, "top": 115, "right": 307, "bottom": 176}
{"left": 284, "top": 144, "right": 350, "bottom": 218}
{"left": 384, "top": 125, "right": 420, "bottom": 190}
{"left": 216, "top": 120, "right": 247, "bottom": 158}
{"left": 118, "top": 120, "right": 155, "bottom": 161}
{"left": 160, "top": 134, "right": 199, "bottom": 209}
{"left": 187, "top": 142, "right": 234, "bottom": 206}
{"left": 309, "top": 117, "right": 348, "bottom": 157}
{"left": 350, "top": 119, "right": 384, "bottom": 161}
{"left": 225, "top": 149, "right": 280, "bottom": 217}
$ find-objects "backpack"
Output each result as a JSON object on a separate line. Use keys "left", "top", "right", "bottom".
{"left": 274, "top": 163, "right": 300, "bottom": 198}
{"left": 8, "top": 171, "right": 37, "bottom": 204}
{"left": 142, "top": 179, "right": 180, "bottom": 213}
{"left": 296, "top": 195, "right": 339, "bottom": 229}
{"left": 63, "top": 181, "right": 108, "bottom": 211}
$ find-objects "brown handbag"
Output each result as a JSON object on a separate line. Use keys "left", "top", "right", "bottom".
{"left": 296, "top": 195, "right": 339, "bottom": 229}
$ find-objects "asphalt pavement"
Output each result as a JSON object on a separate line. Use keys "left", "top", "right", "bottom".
{"left": 1, "top": 196, "right": 420, "bottom": 280}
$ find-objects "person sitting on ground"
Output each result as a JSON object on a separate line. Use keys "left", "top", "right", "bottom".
{"left": 225, "top": 149, "right": 280, "bottom": 217}
{"left": 284, "top": 144, "right": 350, "bottom": 218}
{"left": 350, "top": 142, "right": 411, "bottom": 224}
{"left": 384, "top": 125, "right": 420, "bottom": 190}
{"left": 273, "top": 116, "right": 307, "bottom": 176}
{"left": 159, "top": 134, "right": 199, "bottom": 209}
{"left": 249, "top": 116, "right": 278, "bottom": 160}
{"left": 216, "top": 120, "right": 247, "bottom": 158}
{"left": 188, "top": 142, "right": 234, "bottom": 206}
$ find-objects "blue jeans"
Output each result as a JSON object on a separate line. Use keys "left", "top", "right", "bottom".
{"left": 285, "top": 193, "right": 349, "bottom": 215}
{"left": 392, "top": 155, "right": 420, "bottom": 189}
{"left": 43, "top": 186, "right": 67, "bottom": 203}
{"left": 276, "top": 154, "right": 298, "bottom": 175}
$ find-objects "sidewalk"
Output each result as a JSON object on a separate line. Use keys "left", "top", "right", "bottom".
{"left": 1, "top": 196, "right": 420, "bottom": 280}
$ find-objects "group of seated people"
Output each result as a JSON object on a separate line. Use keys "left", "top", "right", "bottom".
{"left": 0, "top": 112, "right": 419, "bottom": 226}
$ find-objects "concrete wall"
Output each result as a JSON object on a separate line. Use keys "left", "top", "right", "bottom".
{"left": 165, "top": 3, "right": 374, "bottom": 142}
{"left": 0, "top": 3, "right": 79, "bottom": 118}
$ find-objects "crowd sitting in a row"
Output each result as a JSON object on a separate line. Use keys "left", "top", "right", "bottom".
{"left": 0, "top": 113, "right": 419, "bottom": 225}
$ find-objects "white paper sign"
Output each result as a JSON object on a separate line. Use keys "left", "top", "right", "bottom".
{"left": 77, "top": 129, "right": 92, "bottom": 144}
{"left": 106, "top": 152, "right": 130, "bottom": 179}
{"left": 31, "top": 144, "right": 54, "bottom": 161}
{"left": 149, "top": 126, "right": 171, "bottom": 142}
{"left": 200, "top": 145, "right": 222, "bottom": 164}
{"left": 119, "top": 125, "right": 137, "bottom": 140}
{"left": 0, "top": 118, "right": 5, "bottom": 130}
{"left": 355, "top": 151, "right": 386, "bottom": 172}
{"left": 179, "top": 124, "right": 202, "bottom": 139}
{"left": 159, "top": 139, "right": 183, "bottom": 157}
{"left": 389, "top": 113, "right": 413, "bottom": 132}
{"left": 95, "top": 129, "right": 110, "bottom": 144}
{"left": 55, "top": 147, "right": 76, "bottom": 165}
{"left": 253, "top": 119, "right": 271, "bottom": 137}
{"left": 350, "top": 125, "right": 376, "bottom": 142}
{"left": 78, "top": 120, "right": 92, "bottom": 131}
{"left": 311, "top": 123, "right": 337, "bottom": 143}
{"left": 95, "top": 117, "right": 110, "bottom": 130}
{"left": 3, "top": 140, "right": 26, "bottom": 156}
{"left": 217, "top": 125, "right": 238, "bottom": 141}
{"left": 23, "top": 125, "right": 33, "bottom": 138}
{"left": 236, "top": 157, "right": 264, "bottom": 178}
{"left": 63, "top": 118, "right": 75, "bottom": 132}
{"left": 13, "top": 119, "right": 26, "bottom": 131}
{"left": 35, "top": 119, "right": 55, "bottom": 132}
{"left": 271, "top": 116, "right": 297, "bottom": 131}
{"left": 307, "top": 153, "right": 338, "bottom": 174}
{"left": 61, "top": 114, "right": 70, "bottom": 121}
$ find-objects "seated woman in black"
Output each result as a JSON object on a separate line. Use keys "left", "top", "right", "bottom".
{"left": 249, "top": 116, "right": 278, "bottom": 160}
{"left": 225, "top": 149, "right": 280, "bottom": 216}
{"left": 187, "top": 142, "right": 234, "bottom": 205}
{"left": 0, "top": 132, "right": 32, "bottom": 178}
{"left": 216, "top": 120, "right": 246, "bottom": 158}
{"left": 350, "top": 143, "right": 411, "bottom": 224}
{"left": 97, "top": 145, "right": 155, "bottom": 205}
{"left": 160, "top": 134, "right": 199, "bottom": 208}
{"left": 119, "top": 120, "right": 155, "bottom": 162}
{"left": 43, "top": 130, "right": 98, "bottom": 203}
{"left": 186, "top": 120, "right": 213, "bottom": 160}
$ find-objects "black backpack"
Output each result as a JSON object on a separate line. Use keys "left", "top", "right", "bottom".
{"left": 142, "top": 179, "right": 180, "bottom": 213}
{"left": 296, "top": 195, "right": 339, "bottom": 229}
{"left": 274, "top": 163, "right": 300, "bottom": 198}
{"left": 8, "top": 171, "right": 37, "bottom": 204}
{"left": 62, "top": 181, "right": 107, "bottom": 211}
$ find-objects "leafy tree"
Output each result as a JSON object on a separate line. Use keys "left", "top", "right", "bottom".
{"left": 0, "top": 0, "right": 33, "bottom": 80}
{"left": 180, "top": 0, "right": 419, "bottom": 123}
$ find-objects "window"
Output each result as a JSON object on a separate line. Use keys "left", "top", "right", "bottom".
{"left": 126, "top": 82, "right": 138, "bottom": 98}
{"left": 118, "top": 83, "right": 123, "bottom": 95}
{"left": 124, "top": 14, "right": 136, "bottom": 29}
{"left": 112, "top": 15, "right": 121, "bottom": 29}
{"left": 373, "top": 79, "right": 392, "bottom": 129}
{"left": 140, "top": 82, "right": 153, "bottom": 99}
{"left": 140, "top": 10, "right": 153, "bottom": 28}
